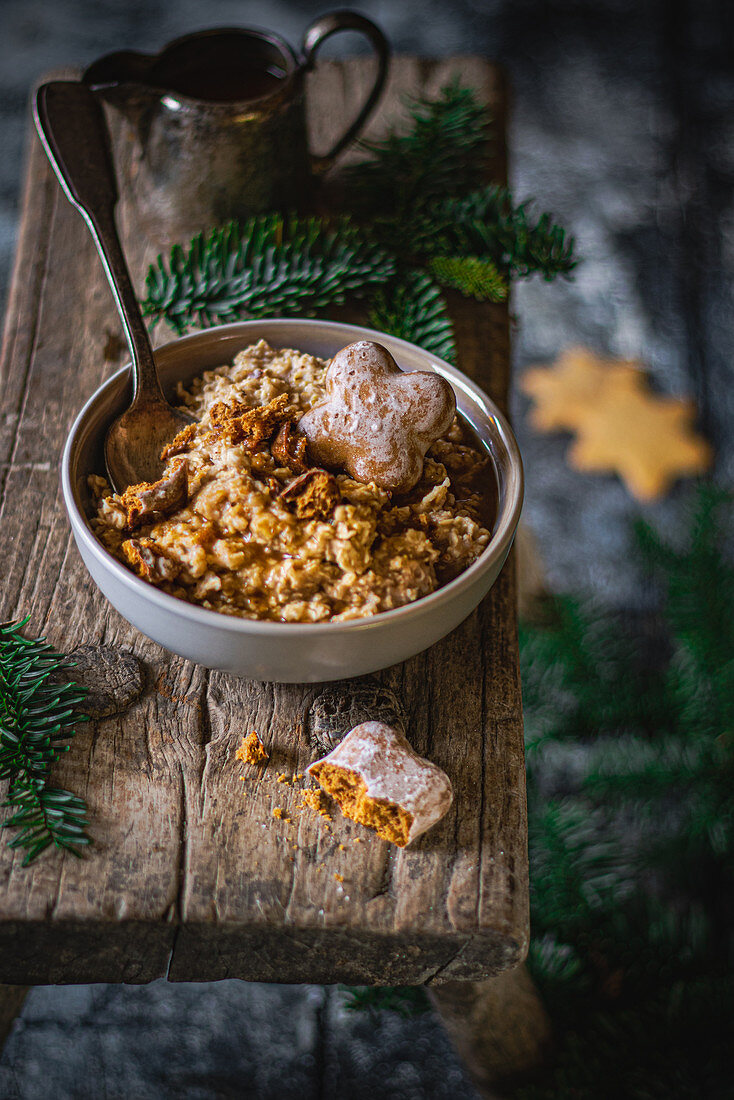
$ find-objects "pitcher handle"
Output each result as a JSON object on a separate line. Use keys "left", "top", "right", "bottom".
{"left": 301, "top": 11, "right": 390, "bottom": 175}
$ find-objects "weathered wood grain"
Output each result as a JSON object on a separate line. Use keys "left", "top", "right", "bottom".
{"left": 0, "top": 58, "right": 527, "bottom": 985}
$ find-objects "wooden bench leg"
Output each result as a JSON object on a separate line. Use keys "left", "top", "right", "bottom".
{"left": 429, "top": 965, "right": 552, "bottom": 1098}
{"left": 0, "top": 985, "right": 29, "bottom": 1050}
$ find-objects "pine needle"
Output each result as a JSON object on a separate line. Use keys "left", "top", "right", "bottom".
{"left": 412, "top": 185, "right": 577, "bottom": 280}
{"left": 344, "top": 79, "right": 492, "bottom": 217}
{"left": 142, "top": 215, "right": 395, "bottom": 335}
{"left": 0, "top": 620, "right": 91, "bottom": 863}
{"left": 339, "top": 985, "right": 430, "bottom": 1018}
{"left": 143, "top": 84, "right": 577, "bottom": 338}
{"left": 428, "top": 254, "right": 508, "bottom": 301}
{"left": 367, "top": 272, "right": 457, "bottom": 364}
{"left": 518, "top": 485, "right": 734, "bottom": 1095}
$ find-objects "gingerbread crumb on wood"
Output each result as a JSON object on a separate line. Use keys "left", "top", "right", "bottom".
{"left": 236, "top": 731, "right": 269, "bottom": 766}
{"left": 300, "top": 787, "right": 333, "bottom": 820}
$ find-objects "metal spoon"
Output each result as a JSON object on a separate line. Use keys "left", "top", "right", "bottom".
{"left": 34, "top": 80, "right": 195, "bottom": 493}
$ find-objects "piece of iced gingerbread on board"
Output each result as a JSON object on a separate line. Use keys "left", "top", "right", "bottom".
{"left": 307, "top": 721, "right": 453, "bottom": 847}
{"left": 299, "top": 341, "right": 456, "bottom": 492}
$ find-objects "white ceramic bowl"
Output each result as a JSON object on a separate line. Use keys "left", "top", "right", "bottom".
{"left": 62, "top": 319, "right": 523, "bottom": 682}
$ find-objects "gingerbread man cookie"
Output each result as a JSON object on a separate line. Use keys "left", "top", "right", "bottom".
{"left": 298, "top": 341, "right": 456, "bottom": 492}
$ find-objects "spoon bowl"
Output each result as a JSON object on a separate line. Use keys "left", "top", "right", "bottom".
{"left": 103, "top": 396, "right": 194, "bottom": 490}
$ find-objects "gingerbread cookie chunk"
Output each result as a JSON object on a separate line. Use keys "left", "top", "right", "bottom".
{"left": 308, "top": 721, "right": 453, "bottom": 847}
{"left": 299, "top": 341, "right": 456, "bottom": 492}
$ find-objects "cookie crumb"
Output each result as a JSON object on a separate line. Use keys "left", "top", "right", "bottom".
{"left": 300, "top": 787, "right": 333, "bottom": 820}
{"left": 236, "top": 731, "right": 269, "bottom": 766}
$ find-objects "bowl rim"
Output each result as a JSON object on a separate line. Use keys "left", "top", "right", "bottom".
{"left": 61, "top": 318, "right": 524, "bottom": 636}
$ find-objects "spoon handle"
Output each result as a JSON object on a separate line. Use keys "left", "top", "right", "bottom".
{"left": 34, "top": 80, "right": 164, "bottom": 406}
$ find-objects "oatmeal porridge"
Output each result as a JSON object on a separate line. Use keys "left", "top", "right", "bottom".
{"left": 89, "top": 340, "right": 495, "bottom": 623}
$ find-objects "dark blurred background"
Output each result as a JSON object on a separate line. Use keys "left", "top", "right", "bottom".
{"left": 0, "top": 1, "right": 732, "bottom": 1097}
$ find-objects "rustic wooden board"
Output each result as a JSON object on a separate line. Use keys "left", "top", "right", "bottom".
{"left": 0, "top": 57, "right": 527, "bottom": 985}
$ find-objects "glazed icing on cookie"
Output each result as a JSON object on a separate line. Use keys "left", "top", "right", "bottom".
{"left": 298, "top": 341, "right": 456, "bottom": 492}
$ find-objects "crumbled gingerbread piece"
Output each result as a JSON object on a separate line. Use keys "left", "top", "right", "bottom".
{"left": 300, "top": 788, "right": 333, "bottom": 820}
{"left": 122, "top": 537, "right": 181, "bottom": 582}
{"left": 236, "top": 731, "right": 269, "bottom": 766}
{"left": 280, "top": 468, "right": 341, "bottom": 520}
{"left": 431, "top": 440, "right": 489, "bottom": 481}
{"left": 208, "top": 399, "right": 250, "bottom": 425}
{"left": 272, "top": 419, "right": 309, "bottom": 473}
{"left": 207, "top": 393, "right": 292, "bottom": 451}
{"left": 119, "top": 458, "right": 188, "bottom": 528}
{"left": 161, "top": 423, "right": 198, "bottom": 460}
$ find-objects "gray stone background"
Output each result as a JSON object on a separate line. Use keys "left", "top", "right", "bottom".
{"left": 0, "top": 0, "right": 731, "bottom": 1096}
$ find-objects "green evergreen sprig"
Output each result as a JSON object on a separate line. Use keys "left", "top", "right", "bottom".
{"left": 344, "top": 487, "right": 734, "bottom": 1085}
{"left": 428, "top": 254, "right": 508, "bottom": 302}
{"left": 516, "top": 484, "right": 734, "bottom": 1096}
{"left": 143, "top": 215, "right": 395, "bottom": 335}
{"left": 1, "top": 620, "right": 91, "bottom": 864}
{"left": 142, "top": 82, "right": 577, "bottom": 345}
{"left": 412, "top": 186, "right": 577, "bottom": 280}
{"left": 343, "top": 79, "right": 492, "bottom": 216}
{"left": 339, "top": 984, "right": 430, "bottom": 1018}
{"left": 367, "top": 271, "right": 458, "bottom": 363}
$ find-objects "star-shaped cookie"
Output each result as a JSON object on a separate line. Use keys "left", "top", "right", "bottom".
{"left": 299, "top": 341, "right": 456, "bottom": 492}
{"left": 568, "top": 388, "right": 712, "bottom": 502}
{"left": 521, "top": 347, "right": 712, "bottom": 501}
{"left": 520, "top": 347, "right": 644, "bottom": 431}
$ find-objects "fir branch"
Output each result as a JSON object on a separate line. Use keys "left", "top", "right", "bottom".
{"left": 519, "top": 484, "right": 734, "bottom": 1095}
{"left": 4, "top": 782, "right": 90, "bottom": 865}
{"left": 142, "top": 216, "right": 395, "bottom": 335}
{"left": 344, "top": 79, "right": 492, "bottom": 218}
{"left": 0, "top": 620, "right": 91, "bottom": 864}
{"left": 411, "top": 185, "right": 577, "bottom": 280}
{"left": 428, "top": 254, "right": 508, "bottom": 302}
{"left": 367, "top": 272, "right": 457, "bottom": 364}
{"left": 516, "top": 979, "right": 734, "bottom": 1100}
{"left": 339, "top": 985, "right": 430, "bottom": 1018}
{"left": 519, "top": 596, "right": 657, "bottom": 750}
{"left": 635, "top": 484, "right": 734, "bottom": 742}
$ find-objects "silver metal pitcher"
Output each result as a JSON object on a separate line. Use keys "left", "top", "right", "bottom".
{"left": 83, "top": 12, "right": 390, "bottom": 245}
